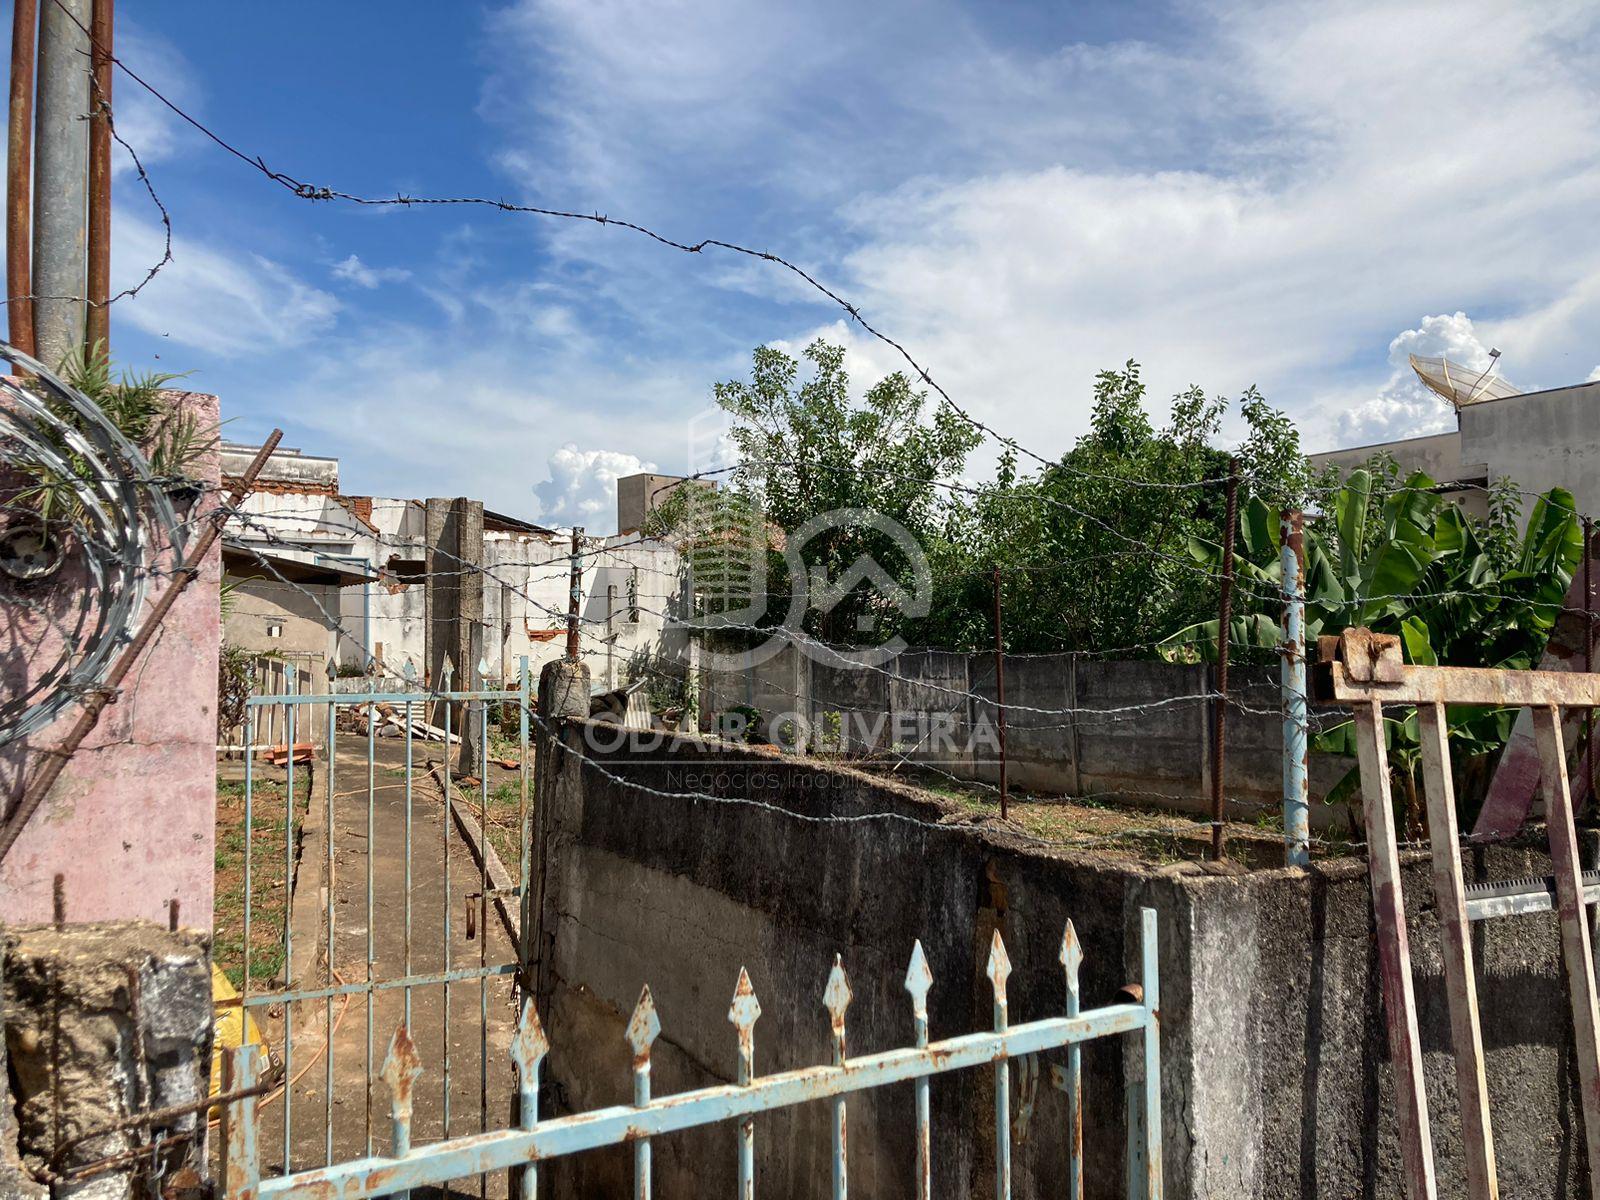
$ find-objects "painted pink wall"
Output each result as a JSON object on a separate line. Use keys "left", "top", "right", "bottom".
{"left": 0, "top": 391, "right": 220, "bottom": 927}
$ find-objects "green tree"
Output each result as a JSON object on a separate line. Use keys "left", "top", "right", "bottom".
{"left": 912, "top": 362, "right": 1308, "bottom": 654}
{"left": 655, "top": 339, "right": 980, "bottom": 646}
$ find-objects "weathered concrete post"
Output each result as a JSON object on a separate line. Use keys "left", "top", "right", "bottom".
{"left": 538, "top": 658, "right": 590, "bottom": 726}
{"left": 425, "top": 496, "right": 485, "bottom": 775}
{"left": 3, "top": 922, "right": 213, "bottom": 1197}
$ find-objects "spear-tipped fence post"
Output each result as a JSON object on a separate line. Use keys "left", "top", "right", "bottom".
{"left": 381, "top": 1021, "right": 423, "bottom": 1159}
{"left": 626, "top": 985, "right": 661, "bottom": 1200}
{"left": 905, "top": 941, "right": 933, "bottom": 1200}
{"left": 824, "top": 955, "right": 852, "bottom": 1200}
{"left": 729, "top": 968, "right": 761, "bottom": 1199}
{"left": 1058, "top": 921, "right": 1084, "bottom": 1200}
{"left": 987, "top": 930, "right": 1013, "bottom": 1200}
{"left": 1139, "top": 907, "right": 1163, "bottom": 1200}
{"left": 510, "top": 997, "right": 549, "bottom": 1200}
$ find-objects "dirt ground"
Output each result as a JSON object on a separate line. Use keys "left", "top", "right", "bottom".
{"left": 218, "top": 734, "right": 529, "bottom": 1198}
{"left": 867, "top": 766, "right": 1353, "bottom": 867}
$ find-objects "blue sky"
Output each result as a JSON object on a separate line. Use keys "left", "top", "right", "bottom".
{"left": 12, "top": 0, "right": 1600, "bottom": 529}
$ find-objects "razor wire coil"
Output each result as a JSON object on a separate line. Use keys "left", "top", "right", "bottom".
{"left": 0, "top": 342, "right": 186, "bottom": 745}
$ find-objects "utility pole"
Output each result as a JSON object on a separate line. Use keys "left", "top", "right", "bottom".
{"left": 7, "top": 0, "right": 37, "bottom": 357}
{"left": 32, "top": 0, "right": 91, "bottom": 369}
{"left": 85, "top": 0, "right": 112, "bottom": 352}
{"left": 565, "top": 527, "right": 583, "bottom": 663}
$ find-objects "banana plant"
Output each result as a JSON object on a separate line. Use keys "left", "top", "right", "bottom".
{"left": 1158, "top": 468, "right": 1582, "bottom": 829}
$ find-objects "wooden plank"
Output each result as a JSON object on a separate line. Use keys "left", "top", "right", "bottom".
{"left": 1331, "top": 662, "right": 1600, "bottom": 709}
{"left": 1352, "top": 699, "right": 1437, "bottom": 1200}
{"left": 1532, "top": 705, "right": 1600, "bottom": 1194}
{"left": 1416, "top": 703, "right": 1497, "bottom": 1200}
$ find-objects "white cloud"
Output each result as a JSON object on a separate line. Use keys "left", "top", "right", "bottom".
{"left": 1334, "top": 312, "right": 1493, "bottom": 445}
{"left": 113, "top": 214, "right": 340, "bottom": 357}
{"left": 480, "top": 0, "right": 1600, "bottom": 467}
{"left": 531, "top": 444, "right": 658, "bottom": 530}
{"left": 332, "top": 254, "right": 412, "bottom": 289}
{"left": 109, "top": 24, "right": 199, "bottom": 176}
{"left": 126, "top": 0, "right": 1600, "bottom": 523}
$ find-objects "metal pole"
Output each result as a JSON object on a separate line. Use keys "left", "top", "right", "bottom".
{"left": 992, "top": 564, "right": 1009, "bottom": 822}
{"left": 31, "top": 0, "right": 90, "bottom": 369}
{"left": 6, "top": 0, "right": 37, "bottom": 358}
{"left": 565, "top": 526, "right": 583, "bottom": 663}
{"left": 0, "top": 429, "right": 285, "bottom": 866}
{"left": 1210, "top": 459, "right": 1240, "bottom": 861}
{"left": 84, "top": 0, "right": 110, "bottom": 354}
{"left": 1281, "top": 509, "right": 1310, "bottom": 866}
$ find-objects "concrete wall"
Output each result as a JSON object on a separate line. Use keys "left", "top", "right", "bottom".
{"left": 0, "top": 392, "right": 222, "bottom": 927}
{"left": 702, "top": 644, "right": 1357, "bottom": 831}
{"left": 223, "top": 574, "right": 339, "bottom": 680}
{"left": 1461, "top": 382, "right": 1600, "bottom": 522}
{"left": 1309, "top": 381, "right": 1600, "bottom": 527}
{"left": 534, "top": 719, "right": 1594, "bottom": 1200}
{"left": 616, "top": 472, "right": 715, "bottom": 535}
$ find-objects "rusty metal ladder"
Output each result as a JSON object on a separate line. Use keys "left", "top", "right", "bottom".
{"left": 1320, "top": 628, "right": 1600, "bottom": 1200}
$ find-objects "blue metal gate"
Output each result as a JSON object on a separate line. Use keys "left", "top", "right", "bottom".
{"left": 218, "top": 904, "right": 1164, "bottom": 1198}
{"left": 216, "top": 655, "right": 532, "bottom": 1184}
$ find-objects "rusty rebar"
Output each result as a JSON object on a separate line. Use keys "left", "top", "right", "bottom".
{"left": 6, "top": 0, "right": 36, "bottom": 357}
{"left": 1211, "top": 458, "right": 1240, "bottom": 861}
{"left": 992, "top": 563, "right": 1008, "bottom": 821}
{"left": 1587, "top": 515, "right": 1595, "bottom": 806}
{"left": 565, "top": 526, "right": 582, "bottom": 663}
{"left": 84, "top": 0, "right": 111, "bottom": 352}
{"left": 0, "top": 430, "right": 284, "bottom": 867}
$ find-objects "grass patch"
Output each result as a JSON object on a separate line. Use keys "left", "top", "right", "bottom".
{"left": 453, "top": 777, "right": 527, "bottom": 876}
{"left": 214, "top": 777, "right": 300, "bottom": 989}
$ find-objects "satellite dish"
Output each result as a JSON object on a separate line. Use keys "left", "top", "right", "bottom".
{"left": 1409, "top": 352, "right": 1520, "bottom": 408}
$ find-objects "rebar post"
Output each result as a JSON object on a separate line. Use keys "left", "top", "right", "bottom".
{"left": 993, "top": 564, "right": 1009, "bottom": 821}
{"left": 1211, "top": 458, "right": 1240, "bottom": 861}
{"left": 1281, "top": 509, "right": 1310, "bottom": 865}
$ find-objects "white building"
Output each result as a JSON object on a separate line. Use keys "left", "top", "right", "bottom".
{"left": 220, "top": 444, "right": 688, "bottom": 696}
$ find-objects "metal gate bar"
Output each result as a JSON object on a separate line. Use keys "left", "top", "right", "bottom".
{"left": 226, "top": 658, "right": 531, "bottom": 1183}
{"left": 1320, "top": 628, "right": 1600, "bottom": 1200}
{"left": 221, "top": 909, "right": 1166, "bottom": 1199}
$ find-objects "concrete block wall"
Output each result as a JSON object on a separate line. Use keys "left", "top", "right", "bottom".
{"left": 699, "top": 644, "right": 1357, "bottom": 830}
{"left": 533, "top": 720, "right": 1590, "bottom": 1199}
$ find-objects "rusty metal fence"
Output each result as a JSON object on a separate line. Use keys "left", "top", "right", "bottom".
{"left": 217, "top": 907, "right": 1164, "bottom": 1200}
{"left": 219, "top": 655, "right": 532, "bottom": 1185}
